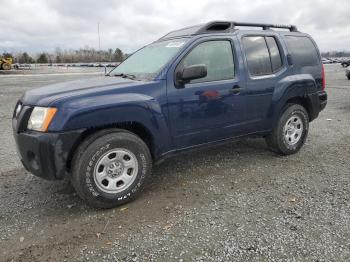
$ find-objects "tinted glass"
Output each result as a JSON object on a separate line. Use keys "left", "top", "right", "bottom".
{"left": 242, "top": 36, "right": 271, "bottom": 75}
{"left": 111, "top": 39, "right": 187, "bottom": 79}
{"left": 285, "top": 36, "right": 320, "bottom": 67}
{"left": 181, "top": 40, "right": 234, "bottom": 83}
{"left": 265, "top": 37, "right": 283, "bottom": 72}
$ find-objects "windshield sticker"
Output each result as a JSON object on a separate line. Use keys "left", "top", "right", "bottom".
{"left": 166, "top": 42, "right": 185, "bottom": 48}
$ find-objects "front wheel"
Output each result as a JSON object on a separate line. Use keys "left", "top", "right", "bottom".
{"left": 71, "top": 129, "right": 152, "bottom": 208}
{"left": 266, "top": 104, "right": 309, "bottom": 155}
{"left": 1, "top": 63, "right": 11, "bottom": 70}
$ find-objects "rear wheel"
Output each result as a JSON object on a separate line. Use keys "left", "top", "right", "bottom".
{"left": 71, "top": 129, "right": 152, "bottom": 208}
{"left": 266, "top": 104, "right": 309, "bottom": 155}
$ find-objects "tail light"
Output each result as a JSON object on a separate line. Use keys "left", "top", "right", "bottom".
{"left": 322, "top": 64, "right": 326, "bottom": 90}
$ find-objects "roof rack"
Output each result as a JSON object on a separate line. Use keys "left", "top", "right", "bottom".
{"left": 195, "top": 21, "right": 298, "bottom": 34}
{"left": 159, "top": 21, "right": 298, "bottom": 40}
{"left": 231, "top": 22, "right": 298, "bottom": 32}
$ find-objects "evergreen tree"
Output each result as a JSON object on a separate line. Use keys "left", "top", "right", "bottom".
{"left": 19, "top": 52, "right": 34, "bottom": 63}
{"left": 113, "top": 48, "right": 124, "bottom": 62}
{"left": 37, "top": 53, "right": 48, "bottom": 63}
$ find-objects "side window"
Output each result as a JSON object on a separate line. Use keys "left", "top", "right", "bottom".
{"left": 265, "top": 37, "right": 283, "bottom": 72}
{"left": 180, "top": 40, "right": 234, "bottom": 83}
{"left": 242, "top": 36, "right": 284, "bottom": 76}
{"left": 284, "top": 36, "right": 320, "bottom": 67}
{"left": 242, "top": 36, "right": 272, "bottom": 76}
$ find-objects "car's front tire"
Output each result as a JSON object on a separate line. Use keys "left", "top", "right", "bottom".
{"left": 71, "top": 129, "right": 152, "bottom": 208}
{"left": 266, "top": 104, "right": 309, "bottom": 155}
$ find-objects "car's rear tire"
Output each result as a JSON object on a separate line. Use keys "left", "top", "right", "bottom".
{"left": 347, "top": 75, "right": 350, "bottom": 80}
{"left": 266, "top": 104, "right": 309, "bottom": 155}
{"left": 71, "top": 129, "right": 152, "bottom": 208}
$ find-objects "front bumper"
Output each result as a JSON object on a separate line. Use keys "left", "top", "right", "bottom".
{"left": 13, "top": 130, "right": 83, "bottom": 180}
{"left": 12, "top": 105, "right": 84, "bottom": 180}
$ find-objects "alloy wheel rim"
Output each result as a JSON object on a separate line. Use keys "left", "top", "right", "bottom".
{"left": 283, "top": 115, "right": 303, "bottom": 146}
{"left": 93, "top": 148, "right": 138, "bottom": 194}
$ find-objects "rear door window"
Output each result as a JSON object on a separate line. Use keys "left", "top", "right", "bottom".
{"left": 284, "top": 36, "right": 320, "bottom": 67}
{"left": 242, "top": 36, "right": 271, "bottom": 76}
{"left": 265, "top": 37, "right": 283, "bottom": 72}
{"left": 242, "top": 36, "right": 283, "bottom": 76}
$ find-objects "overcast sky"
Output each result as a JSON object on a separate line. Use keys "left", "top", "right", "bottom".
{"left": 0, "top": 0, "right": 349, "bottom": 54}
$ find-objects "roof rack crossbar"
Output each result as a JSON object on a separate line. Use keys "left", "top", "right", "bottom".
{"left": 231, "top": 22, "right": 298, "bottom": 32}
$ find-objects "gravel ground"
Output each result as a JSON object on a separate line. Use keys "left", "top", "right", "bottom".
{"left": 0, "top": 64, "right": 349, "bottom": 261}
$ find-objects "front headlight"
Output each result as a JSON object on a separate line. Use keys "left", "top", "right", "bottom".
{"left": 15, "top": 102, "right": 22, "bottom": 118}
{"left": 27, "top": 107, "right": 57, "bottom": 132}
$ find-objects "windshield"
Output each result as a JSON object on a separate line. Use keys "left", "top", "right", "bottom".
{"left": 109, "top": 39, "right": 188, "bottom": 79}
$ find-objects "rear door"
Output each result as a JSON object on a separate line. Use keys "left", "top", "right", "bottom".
{"left": 238, "top": 33, "right": 289, "bottom": 131}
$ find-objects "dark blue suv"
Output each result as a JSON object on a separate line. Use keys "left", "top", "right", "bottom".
{"left": 13, "top": 21, "right": 327, "bottom": 208}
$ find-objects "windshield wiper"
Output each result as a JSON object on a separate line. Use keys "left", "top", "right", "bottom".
{"left": 112, "top": 73, "right": 137, "bottom": 80}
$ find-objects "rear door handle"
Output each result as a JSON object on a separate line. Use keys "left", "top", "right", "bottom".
{"left": 231, "top": 85, "right": 242, "bottom": 94}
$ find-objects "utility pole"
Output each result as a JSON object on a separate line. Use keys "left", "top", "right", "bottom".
{"left": 97, "top": 22, "right": 101, "bottom": 63}
{"left": 98, "top": 22, "right": 101, "bottom": 50}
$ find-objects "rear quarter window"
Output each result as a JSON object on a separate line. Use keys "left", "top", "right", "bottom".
{"left": 284, "top": 36, "right": 320, "bottom": 67}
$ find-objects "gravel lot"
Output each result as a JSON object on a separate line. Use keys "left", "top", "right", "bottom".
{"left": 0, "top": 65, "right": 349, "bottom": 261}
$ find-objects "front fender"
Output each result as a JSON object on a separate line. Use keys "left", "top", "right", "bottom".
{"left": 48, "top": 93, "right": 171, "bottom": 158}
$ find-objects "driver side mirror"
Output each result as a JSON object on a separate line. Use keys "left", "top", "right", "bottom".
{"left": 176, "top": 64, "right": 207, "bottom": 85}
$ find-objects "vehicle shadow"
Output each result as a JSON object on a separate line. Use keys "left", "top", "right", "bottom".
{"left": 4, "top": 137, "right": 279, "bottom": 219}
{"left": 149, "top": 137, "right": 277, "bottom": 190}
{"left": 156, "top": 137, "right": 273, "bottom": 171}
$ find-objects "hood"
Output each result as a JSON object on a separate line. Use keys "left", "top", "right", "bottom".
{"left": 21, "top": 76, "right": 146, "bottom": 106}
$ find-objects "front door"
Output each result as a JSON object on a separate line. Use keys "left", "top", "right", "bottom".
{"left": 167, "top": 38, "right": 247, "bottom": 149}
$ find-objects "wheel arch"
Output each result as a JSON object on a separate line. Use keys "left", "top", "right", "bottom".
{"left": 66, "top": 122, "right": 156, "bottom": 173}
{"left": 284, "top": 96, "right": 313, "bottom": 120}
{"left": 270, "top": 74, "right": 320, "bottom": 127}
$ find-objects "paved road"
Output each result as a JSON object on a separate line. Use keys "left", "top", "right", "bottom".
{"left": 0, "top": 65, "right": 349, "bottom": 261}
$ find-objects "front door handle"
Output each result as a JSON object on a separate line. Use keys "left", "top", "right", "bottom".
{"left": 231, "top": 85, "right": 242, "bottom": 94}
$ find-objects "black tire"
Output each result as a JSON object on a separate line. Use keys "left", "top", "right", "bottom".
{"left": 1, "top": 63, "right": 11, "bottom": 70}
{"left": 347, "top": 75, "right": 350, "bottom": 80}
{"left": 266, "top": 104, "right": 309, "bottom": 155}
{"left": 71, "top": 129, "right": 152, "bottom": 208}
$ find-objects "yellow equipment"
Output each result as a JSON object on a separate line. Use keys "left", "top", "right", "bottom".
{"left": 0, "top": 57, "right": 12, "bottom": 70}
